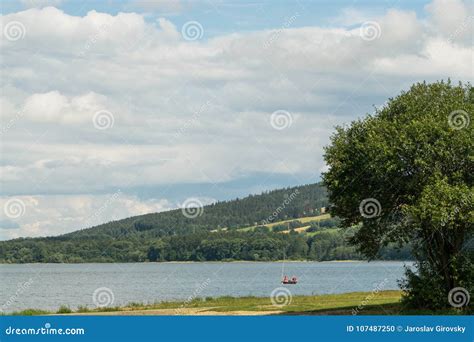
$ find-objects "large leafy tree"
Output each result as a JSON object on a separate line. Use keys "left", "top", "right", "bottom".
{"left": 323, "top": 80, "right": 473, "bottom": 309}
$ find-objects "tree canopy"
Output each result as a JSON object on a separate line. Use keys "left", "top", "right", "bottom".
{"left": 323, "top": 80, "right": 473, "bottom": 309}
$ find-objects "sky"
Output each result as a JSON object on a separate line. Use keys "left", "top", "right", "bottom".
{"left": 0, "top": 0, "right": 472, "bottom": 240}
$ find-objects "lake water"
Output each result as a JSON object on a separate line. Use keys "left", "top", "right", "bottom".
{"left": 0, "top": 261, "right": 411, "bottom": 312}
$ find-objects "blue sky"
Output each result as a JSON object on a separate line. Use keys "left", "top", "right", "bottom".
{"left": 0, "top": 0, "right": 472, "bottom": 239}
{"left": 2, "top": 0, "right": 433, "bottom": 39}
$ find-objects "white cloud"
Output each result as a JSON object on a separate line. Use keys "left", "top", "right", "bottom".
{"left": 0, "top": 1, "right": 473, "bottom": 238}
{"left": 22, "top": 91, "right": 111, "bottom": 124}
{"left": 0, "top": 193, "right": 173, "bottom": 240}
{"left": 426, "top": 0, "right": 473, "bottom": 44}
{"left": 373, "top": 38, "right": 472, "bottom": 76}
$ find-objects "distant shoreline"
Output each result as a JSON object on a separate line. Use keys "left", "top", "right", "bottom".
{"left": 0, "top": 259, "right": 412, "bottom": 265}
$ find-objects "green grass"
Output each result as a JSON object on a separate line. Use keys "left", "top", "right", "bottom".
{"left": 238, "top": 214, "right": 332, "bottom": 232}
{"left": 76, "top": 305, "right": 91, "bottom": 313}
{"left": 305, "top": 227, "right": 341, "bottom": 237}
{"left": 56, "top": 305, "right": 72, "bottom": 314}
{"left": 8, "top": 309, "right": 50, "bottom": 316}
{"left": 182, "top": 291, "right": 404, "bottom": 314}
{"left": 7, "top": 290, "right": 466, "bottom": 316}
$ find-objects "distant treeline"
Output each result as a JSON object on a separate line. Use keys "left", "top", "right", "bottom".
{"left": 0, "top": 224, "right": 411, "bottom": 263}
{"left": 0, "top": 183, "right": 411, "bottom": 263}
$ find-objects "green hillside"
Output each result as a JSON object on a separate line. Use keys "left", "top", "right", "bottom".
{"left": 66, "top": 182, "right": 328, "bottom": 239}
{"left": 0, "top": 183, "right": 411, "bottom": 263}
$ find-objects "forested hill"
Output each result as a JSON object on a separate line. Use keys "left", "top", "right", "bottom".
{"left": 65, "top": 183, "right": 328, "bottom": 239}
{"left": 0, "top": 183, "right": 411, "bottom": 263}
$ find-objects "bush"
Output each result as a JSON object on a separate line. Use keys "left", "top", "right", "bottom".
{"left": 401, "top": 256, "right": 474, "bottom": 312}
{"left": 13, "top": 309, "right": 50, "bottom": 316}
{"left": 400, "top": 262, "right": 447, "bottom": 309}
{"left": 56, "top": 305, "right": 72, "bottom": 314}
{"left": 76, "top": 305, "right": 90, "bottom": 313}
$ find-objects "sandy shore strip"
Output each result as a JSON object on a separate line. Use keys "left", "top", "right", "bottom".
{"left": 58, "top": 307, "right": 284, "bottom": 316}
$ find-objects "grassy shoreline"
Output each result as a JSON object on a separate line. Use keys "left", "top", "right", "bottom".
{"left": 5, "top": 290, "right": 463, "bottom": 316}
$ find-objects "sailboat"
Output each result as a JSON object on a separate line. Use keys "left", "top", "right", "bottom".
{"left": 282, "top": 275, "right": 298, "bottom": 284}
{"left": 280, "top": 236, "right": 298, "bottom": 284}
